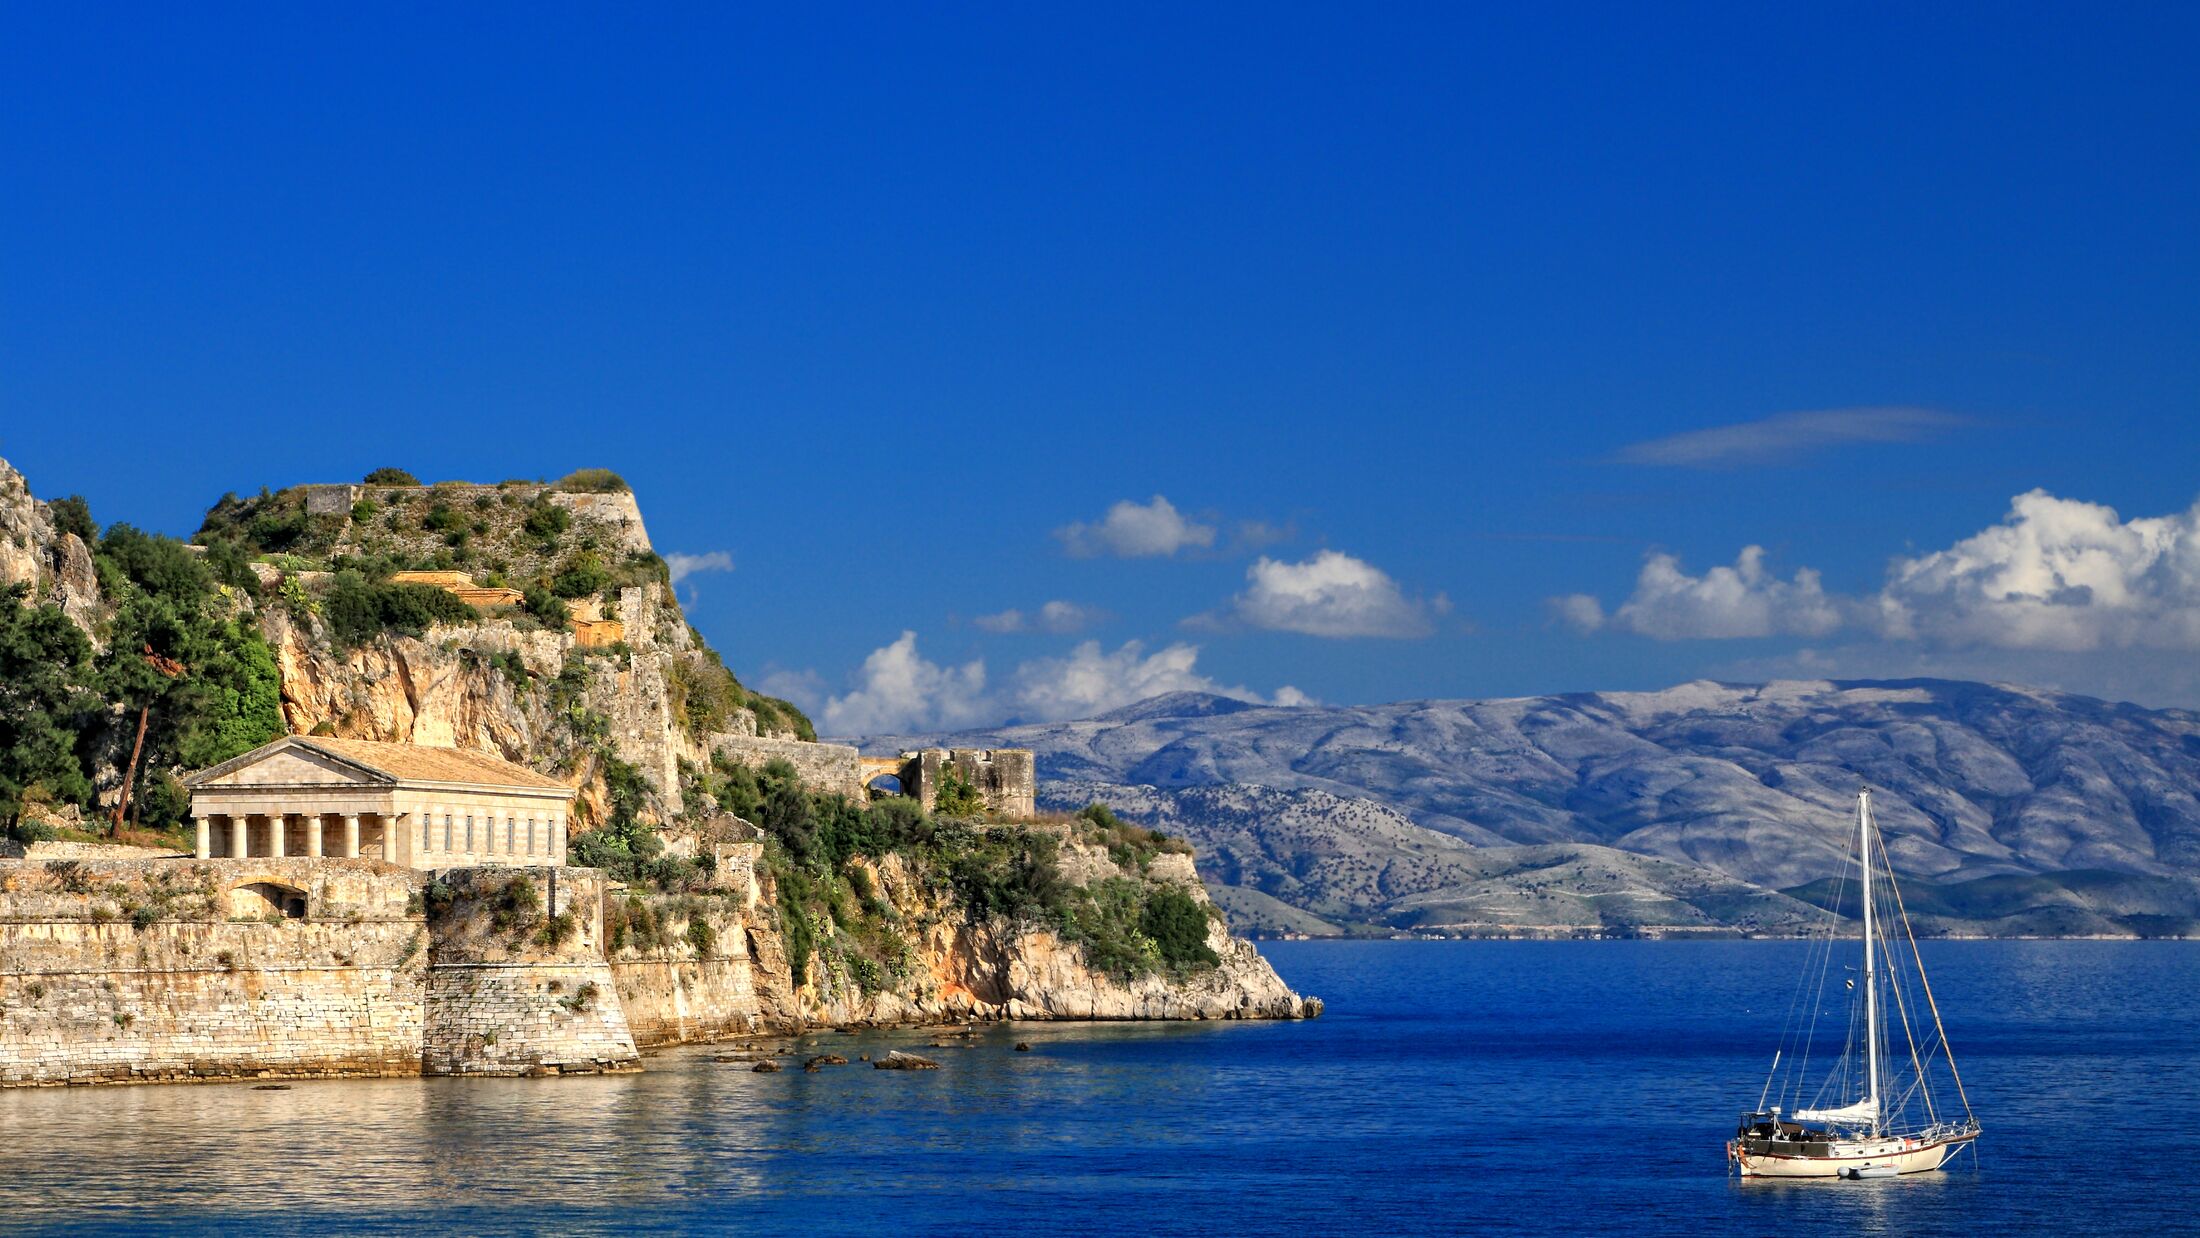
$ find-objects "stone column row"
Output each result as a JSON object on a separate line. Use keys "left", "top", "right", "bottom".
{"left": 190, "top": 812, "right": 375, "bottom": 860}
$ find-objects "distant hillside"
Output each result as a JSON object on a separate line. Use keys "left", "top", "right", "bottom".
{"left": 864, "top": 680, "right": 2200, "bottom": 938}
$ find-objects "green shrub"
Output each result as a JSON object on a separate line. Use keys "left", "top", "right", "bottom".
{"left": 535, "top": 911, "right": 579, "bottom": 950}
{"left": 350, "top": 498, "right": 378, "bottom": 523}
{"left": 554, "top": 468, "right": 629, "bottom": 493}
{"left": 523, "top": 500, "right": 570, "bottom": 538}
{"left": 323, "top": 572, "right": 479, "bottom": 648}
{"left": 934, "top": 765, "right": 985, "bottom": 818}
{"left": 522, "top": 584, "right": 569, "bottom": 629}
{"left": 364, "top": 468, "right": 420, "bottom": 485}
{"left": 421, "top": 503, "right": 465, "bottom": 535}
{"left": 686, "top": 917, "right": 716, "bottom": 956}
{"left": 550, "top": 551, "right": 612, "bottom": 599}
{"left": 1140, "top": 886, "right": 1219, "bottom": 970}
{"left": 490, "top": 875, "right": 542, "bottom": 932}
{"left": 49, "top": 495, "right": 97, "bottom": 544}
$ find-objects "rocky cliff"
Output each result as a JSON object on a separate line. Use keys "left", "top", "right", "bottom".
{"left": 0, "top": 458, "right": 100, "bottom": 629}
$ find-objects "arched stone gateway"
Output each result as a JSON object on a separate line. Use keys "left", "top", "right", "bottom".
{"left": 854, "top": 749, "right": 1036, "bottom": 817}
{"left": 227, "top": 880, "right": 309, "bottom": 921}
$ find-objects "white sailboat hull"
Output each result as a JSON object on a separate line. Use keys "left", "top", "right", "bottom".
{"left": 1734, "top": 1131, "right": 1974, "bottom": 1179}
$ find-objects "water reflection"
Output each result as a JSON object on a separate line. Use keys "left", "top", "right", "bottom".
{"left": 0, "top": 1022, "right": 1251, "bottom": 1234}
{"left": 1, "top": 943, "right": 2191, "bottom": 1237}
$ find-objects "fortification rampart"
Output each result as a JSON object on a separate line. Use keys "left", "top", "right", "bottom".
{"left": 302, "top": 483, "right": 651, "bottom": 555}
{"left": 605, "top": 841, "right": 766, "bottom": 1047}
{"left": 712, "top": 734, "right": 866, "bottom": 800}
{"left": 0, "top": 858, "right": 638, "bottom": 1086}
{"left": 0, "top": 859, "right": 426, "bottom": 1086}
{"left": 420, "top": 867, "right": 637, "bottom": 1076}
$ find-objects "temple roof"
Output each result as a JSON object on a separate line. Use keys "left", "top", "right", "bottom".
{"left": 185, "top": 735, "right": 571, "bottom": 793}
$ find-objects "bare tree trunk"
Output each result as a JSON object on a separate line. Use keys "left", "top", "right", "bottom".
{"left": 113, "top": 704, "right": 150, "bottom": 837}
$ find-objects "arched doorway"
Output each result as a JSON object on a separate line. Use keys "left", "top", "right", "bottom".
{"left": 227, "top": 882, "right": 309, "bottom": 921}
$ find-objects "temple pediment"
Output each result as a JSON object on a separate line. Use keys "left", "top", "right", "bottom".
{"left": 187, "top": 741, "right": 391, "bottom": 789}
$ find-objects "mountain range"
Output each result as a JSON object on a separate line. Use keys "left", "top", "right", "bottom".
{"left": 860, "top": 679, "right": 2200, "bottom": 938}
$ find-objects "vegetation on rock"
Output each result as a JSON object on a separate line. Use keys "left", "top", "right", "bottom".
{"left": 0, "top": 503, "right": 285, "bottom": 834}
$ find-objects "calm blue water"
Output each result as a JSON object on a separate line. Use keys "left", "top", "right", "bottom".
{"left": 1, "top": 940, "right": 2192, "bottom": 1235}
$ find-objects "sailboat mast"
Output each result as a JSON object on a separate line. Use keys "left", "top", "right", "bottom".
{"left": 1860, "top": 788, "right": 1881, "bottom": 1135}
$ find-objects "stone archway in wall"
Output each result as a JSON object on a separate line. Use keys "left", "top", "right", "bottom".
{"left": 227, "top": 881, "right": 309, "bottom": 921}
{"left": 858, "top": 756, "right": 912, "bottom": 802}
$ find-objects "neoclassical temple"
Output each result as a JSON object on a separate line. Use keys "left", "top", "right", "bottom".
{"left": 184, "top": 736, "right": 576, "bottom": 868}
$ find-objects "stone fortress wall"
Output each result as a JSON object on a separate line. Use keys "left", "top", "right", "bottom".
{"left": 603, "top": 842, "right": 772, "bottom": 1046}
{"left": 0, "top": 858, "right": 651, "bottom": 1086}
{"left": 714, "top": 737, "right": 1038, "bottom": 819}
{"left": 303, "top": 482, "right": 652, "bottom": 555}
{"left": 0, "top": 860, "right": 429, "bottom": 1086}
{"left": 419, "top": 867, "right": 638, "bottom": 1077}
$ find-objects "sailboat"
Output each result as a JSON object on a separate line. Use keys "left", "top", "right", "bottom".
{"left": 1728, "top": 788, "right": 1981, "bottom": 1179}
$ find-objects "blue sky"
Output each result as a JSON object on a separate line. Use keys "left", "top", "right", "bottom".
{"left": 4, "top": 4, "right": 2197, "bottom": 728}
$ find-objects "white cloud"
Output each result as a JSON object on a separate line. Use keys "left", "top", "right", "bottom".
{"left": 1549, "top": 593, "right": 1607, "bottom": 634}
{"left": 1011, "top": 640, "right": 1243, "bottom": 720}
{"left": 819, "top": 631, "right": 989, "bottom": 736}
{"left": 1213, "top": 550, "right": 1441, "bottom": 638}
{"left": 1877, "top": 489, "right": 2200, "bottom": 651}
{"left": 664, "top": 551, "right": 734, "bottom": 584}
{"left": 973, "top": 600, "right": 1107, "bottom": 635}
{"left": 812, "top": 632, "right": 1307, "bottom": 734}
{"left": 1598, "top": 546, "right": 1846, "bottom": 640}
{"left": 1554, "top": 489, "right": 2200, "bottom": 657}
{"left": 755, "top": 667, "right": 826, "bottom": 708}
{"left": 1056, "top": 495, "right": 1217, "bottom": 558}
{"left": 1612, "top": 407, "right": 1968, "bottom": 469}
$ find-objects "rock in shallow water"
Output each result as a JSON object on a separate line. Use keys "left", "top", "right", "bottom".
{"left": 874, "top": 1050, "right": 940, "bottom": 1071}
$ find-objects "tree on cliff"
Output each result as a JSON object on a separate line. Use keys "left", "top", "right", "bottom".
{"left": 0, "top": 585, "right": 97, "bottom": 830}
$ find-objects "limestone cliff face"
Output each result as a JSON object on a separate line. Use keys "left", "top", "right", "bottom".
{"left": 263, "top": 580, "right": 769, "bottom": 822}
{"left": 0, "top": 457, "right": 101, "bottom": 630}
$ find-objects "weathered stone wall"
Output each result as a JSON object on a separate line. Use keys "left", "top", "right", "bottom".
{"left": 0, "top": 840, "right": 184, "bottom": 861}
{"left": 606, "top": 842, "right": 766, "bottom": 1047}
{"left": 889, "top": 748, "right": 1038, "bottom": 817}
{"left": 948, "top": 748, "right": 1036, "bottom": 818}
{"left": 0, "top": 859, "right": 640, "bottom": 1086}
{"left": 0, "top": 859, "right": 427, "bottom": 1086}
{"left": 420, "top": 866, "right": 637, "bottom": 1076}
{"left": 713, "top": 734, "right": 865, "bottom": 800}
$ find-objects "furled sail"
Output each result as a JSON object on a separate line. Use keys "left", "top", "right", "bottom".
{"left": 1794, "top": 1098, "right": 1878, "bottom": 1125}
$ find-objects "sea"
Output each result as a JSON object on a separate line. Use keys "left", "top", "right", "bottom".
{"left": 1, "top": 939, "right": 2191, "bottom": 1236}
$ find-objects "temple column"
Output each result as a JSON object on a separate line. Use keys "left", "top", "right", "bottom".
{"left": 343, "top": 814, "right": 360, "bottom": 859}
{"left": 194, "top": 818, "right": 210, "bottom": 860}
{"left": 307, "top": 816, "right": 324, "bottom": 859}
{"left": 268, "top": 815, "right": 285, "bottom": 858}
{"left": 380, "top": 816, "right": 396, "bottom": 863}
{"left": 229, "top": 815, "right": 247, "bottom": 859}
